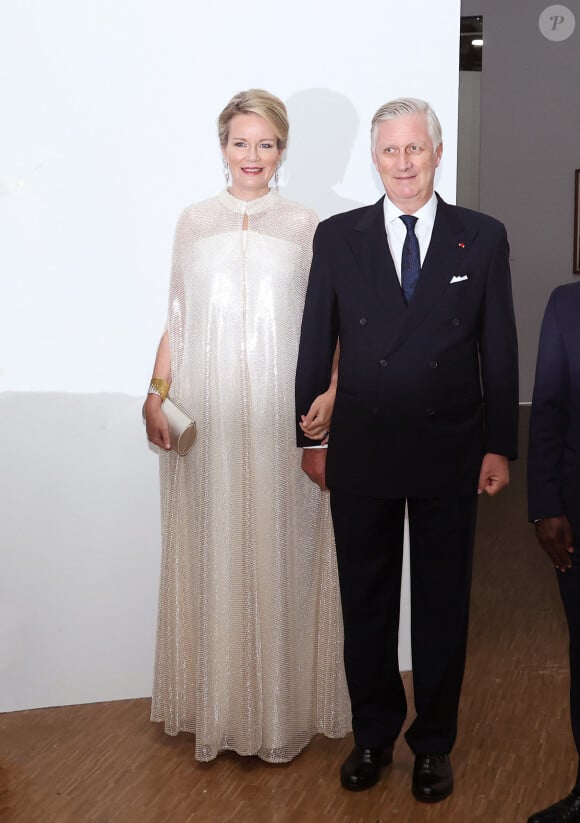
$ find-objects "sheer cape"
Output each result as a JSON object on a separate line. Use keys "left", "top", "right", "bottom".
{"left": 151, "top": 190, "right": 350, "bottom": 762}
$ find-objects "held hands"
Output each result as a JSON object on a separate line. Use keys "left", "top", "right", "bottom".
{"left": 300, "top": 383, "right": 336, "bottom": 490}
{"left": 144, "top": 394, "right": 171, "bottom": 450}
{"left": 300, "top": 386, "right": 336, "bottom": 442}
{"left": 301, "top": 448, "right": 328, "bottom": 491}
{"left": 477, "top": 453, "right": 509, "bottom": 496}
{"left": 535, "top": 516, "right": 575, "bottom": 572}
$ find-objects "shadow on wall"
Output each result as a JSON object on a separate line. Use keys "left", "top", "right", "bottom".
{"left": 283, "top": 88, "right": 363, "bottom": 219}
{"left": 283, "top": 89, "right": 411, "bottom": 669}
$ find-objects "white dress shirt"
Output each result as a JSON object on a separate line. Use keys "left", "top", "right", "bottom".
{"left": 383, "top": 192, "right": 438, "bottom": 283}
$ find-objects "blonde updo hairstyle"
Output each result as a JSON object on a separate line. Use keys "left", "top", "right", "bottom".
{"left": 218, "top": 89, "right": 289, "bottom": 150}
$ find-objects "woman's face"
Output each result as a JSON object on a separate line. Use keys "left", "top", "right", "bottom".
{"left": 222, "top": 113, "right": 282, "bottom": 200}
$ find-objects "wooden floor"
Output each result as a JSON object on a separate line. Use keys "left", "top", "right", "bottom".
{"left": 1, "top": 409, "right": 576, "bottom": 822}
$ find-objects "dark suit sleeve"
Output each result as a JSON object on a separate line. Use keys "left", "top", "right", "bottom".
{"left": 295, "top": 222, "right": 339, "bottom": 447}
{"left": 478, "top": 224, "right": 519, "bottom": 459}
{"left": 527, "top": 290, "right": 569, "bottom": 521}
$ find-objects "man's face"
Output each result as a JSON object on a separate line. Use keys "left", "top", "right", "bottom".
{"left": 371, "top": 113, "right": 442, "bottom": 213}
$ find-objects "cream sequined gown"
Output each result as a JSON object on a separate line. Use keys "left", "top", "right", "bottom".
{"left": 151, "top": 189, "right": 350, "bottom": 762}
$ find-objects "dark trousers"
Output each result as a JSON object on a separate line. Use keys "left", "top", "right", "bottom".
{"left": 330, "top": 491, "right": 478, "bottom": 754}
{"left": 554, "top": 512, "right": 580, "bottom": 789}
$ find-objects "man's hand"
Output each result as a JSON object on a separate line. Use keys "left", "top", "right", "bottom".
{"left": 301, "top": 448, "right": 328, "bottom": 491}
{"left": 477, "top": 453, "right": 509, "bottom": 496}
{"left": 535, "top": 516, "right": 574, "bottom": 572}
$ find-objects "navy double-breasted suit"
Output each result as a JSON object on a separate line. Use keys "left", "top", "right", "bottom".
{"left": 296, "top": 194, "right": 519, "bottom": 753}
{"left": 528, "top": 283, "right": 580, "bottom": 526}
{"left": 528, "top": 282, "right": 580, "bottom": 768}
{"left": 296, "top": 194, "right": 518, "bottom": 486}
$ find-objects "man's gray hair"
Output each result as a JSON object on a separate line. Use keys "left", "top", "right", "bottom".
{"left": 371, "top": 97, "right": 443, "bottom": 149}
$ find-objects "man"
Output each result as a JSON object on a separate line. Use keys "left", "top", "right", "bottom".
{"left": 527, "top": 282, "right": 580, "bottom": 823}
{"left": 296, "top": 98, "right": 518, "bottom": 802}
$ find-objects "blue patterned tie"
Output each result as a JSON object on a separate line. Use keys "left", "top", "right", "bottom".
{"left": 399, "top": 214, "right": 421, "bottom": 303}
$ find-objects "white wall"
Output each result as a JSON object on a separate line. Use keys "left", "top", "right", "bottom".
{"left": 0, "top": 0, "right": 460, "bottom": 712}
{"left": 0, "top": 393, "right": 159, "bottom": 710}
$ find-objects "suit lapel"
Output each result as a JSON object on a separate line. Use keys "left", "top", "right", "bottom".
{"left": 392, "top": 196, "right": 478, "bottom": 351}
{"left": 349, "top": 197, "right": 407, "bottom": 337}
{"left": 344, "top": 195, "right": 479, "bottom": 353}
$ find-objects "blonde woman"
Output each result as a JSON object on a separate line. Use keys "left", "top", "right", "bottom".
{"left": 145, "top": 89, "right": 349, "bottom": 762}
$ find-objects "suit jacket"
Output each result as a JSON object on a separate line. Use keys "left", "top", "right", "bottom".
{"left": 528, "top": 282, "right": 580, "bottom": 523}
{"left": 296, "top": 194, "right": 519, "bottom": 498}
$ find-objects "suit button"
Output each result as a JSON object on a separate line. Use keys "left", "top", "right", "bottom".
{"left": 426, "top": 408, "right": 436, "bottom": 417}
{"left": 359, "top": 317, "right": 367, "bottom": 325}
{"left": 429, "top": 360, "right": 438, "bottom": 369}
{"left": 452, "top": 317, "right": 461, "bottom": 326}
{"left": 380, "top": 359, "right": 388, "bottom": 367}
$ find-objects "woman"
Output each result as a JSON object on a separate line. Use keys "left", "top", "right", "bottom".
{"left": 144, "top": 89, "right": 350, "bottom": 762}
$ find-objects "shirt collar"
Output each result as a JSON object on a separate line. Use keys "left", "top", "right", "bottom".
{"left": 383, "top": 191, "right": 438, "bottom": 228}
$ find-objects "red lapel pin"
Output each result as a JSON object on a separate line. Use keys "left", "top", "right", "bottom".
{"left": 458, "top": 242, "right": 466, "bottom": 248}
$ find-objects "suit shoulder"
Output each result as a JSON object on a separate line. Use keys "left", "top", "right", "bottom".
{"left": 551, "top": 281, "right": 580, "bottom": 301}
{"left": 316, "top": 202, "right": 379, "bottom": 234}
{"left": 447, "top": 203, "right": 507, "bottom": 235}
{"left": 548, "top": 281, "right": 580, "bottom": 315}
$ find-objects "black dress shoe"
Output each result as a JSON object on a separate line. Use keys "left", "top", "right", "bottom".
{"left": 412, "top": 754, "right": 453, "bottom": 803}
{"left": 340, "top": 745, "right": 393, "bottom": 791}
{"left": 528, "top": 792, "right": 580, "bottom": 822}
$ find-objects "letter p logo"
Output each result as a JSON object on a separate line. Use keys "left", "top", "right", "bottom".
{"left": 539, "top": 5, "right": 576, "bottom": 41}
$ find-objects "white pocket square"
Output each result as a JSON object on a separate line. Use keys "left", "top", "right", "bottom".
{"left": 450, "top": 275, "right": 469, "bottom": 284}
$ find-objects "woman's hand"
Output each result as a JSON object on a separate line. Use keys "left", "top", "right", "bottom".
{"left": 144, "top": 394, "right": 171, "bottom": 450}
{"left": 300, "top": 386, "right": 336, "bottom": 442}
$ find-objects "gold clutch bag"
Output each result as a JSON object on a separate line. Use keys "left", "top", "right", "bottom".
{"left": 162, "top": 396, "right": 197, "bottom": 456}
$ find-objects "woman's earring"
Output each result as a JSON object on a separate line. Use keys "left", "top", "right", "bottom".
{"left": 274, "top": 163, "right": 280, "bottom": 191}
{"left": 223, "top": 159, "right": 230, "bottom": 185}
